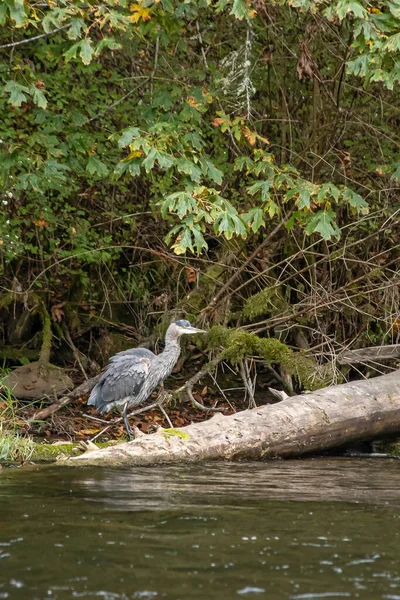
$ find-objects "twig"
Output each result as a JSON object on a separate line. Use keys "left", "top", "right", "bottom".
{"left": 61, "top": 321, "right": 88, "bottom": 380}
{"left": 196, "top": 21, "right": 209, "bottom": 70}
{"left": 239, "top": 358, "right": 257, "bottom": 408}
{"left": 88, "top": 81, "right": 149, "bottom": 123}
{"left": 150, "top": 36, "right": 159, "bottom": 102}
{"left": 0, "top": 25, "right": 70, "bottom": 50}
{"left": 201, "top": 216, "right": 289, "bottom": 316}
{"left": 30, "top": 374, "right": 100, "bottom": 421}
{"left": 174, "top": 355, "right": 227, "bottom": 412}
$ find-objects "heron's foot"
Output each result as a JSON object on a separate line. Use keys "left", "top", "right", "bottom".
{"left": 126, "top": 424, "right": 146, "bottom": 441}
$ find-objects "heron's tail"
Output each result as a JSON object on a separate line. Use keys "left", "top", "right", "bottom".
{"left": 87, "top": 384, "right": 101, "bottom": 408}
{"left": 87, "top": 381, "right": 112, "bottom": 414}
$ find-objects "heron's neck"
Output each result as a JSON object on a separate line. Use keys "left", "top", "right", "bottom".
{"left": 158, "top": 331, "right": 181, "bottom": 373}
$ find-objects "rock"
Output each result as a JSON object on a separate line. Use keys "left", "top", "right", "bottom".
{"left": 2, "top": 362, "right": 73, "bottom": 400}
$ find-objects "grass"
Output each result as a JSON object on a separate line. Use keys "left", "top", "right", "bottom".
{"left": 0, "top": 373, "right": 36, "bottom": 462}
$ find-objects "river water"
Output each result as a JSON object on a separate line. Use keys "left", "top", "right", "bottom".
{"left": 1, "top": 458, "right": 400, "bottom": 600}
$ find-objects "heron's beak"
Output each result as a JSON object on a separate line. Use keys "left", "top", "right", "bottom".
{"left": 187, "top": 326, "right": 207, "bottom": 334}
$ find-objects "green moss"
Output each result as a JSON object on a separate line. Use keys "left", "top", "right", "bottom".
{"left": 31, "top": 440, "right": 123, "bottom": 461}
{"left": 243, "top": 287, "right": 287, "bottom": 319}
{"left": 31, "top": 443, "right": 76, "bottom": 460}
{"left": 205, "top": 325, "right": 331, "bottom": 390}
{"left": 0, "top": 293, "right": 13, "bottom": 311}
{"left": 372, "top": 440, "right": 400, "bottom": 457}
{"left": 161, "top": 428, "right": 190, "bottom": 439}
{"left": 256, "top": 337, "right": 293, "bottom": 365}
{"left": 0, "top": 347, "right": 40, "bottom": 361}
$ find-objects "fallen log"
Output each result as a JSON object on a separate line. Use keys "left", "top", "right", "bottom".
{"left": 64, "top": 369, "right": 400, "bottom": 467}
{"left": 337, "top": 344, "right": 400, "bottom": 365}
{"left": 30, "top": 374, "right": 100, "bottom": 421}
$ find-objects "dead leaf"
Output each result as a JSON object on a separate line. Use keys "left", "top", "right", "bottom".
{"left": 78, "top": 429, "right": 100, "bottom": 436}
{"left": 34, "top": 218, "right": 50, "bottom": 227}
{"left": 296, "top": 41, "right": 317, "bottom": 81}
{"left": 51, "top": 302, "right": 65, "bottom": 323}
{"left": 185, "top": 266, "right": 197, "bottom": 284}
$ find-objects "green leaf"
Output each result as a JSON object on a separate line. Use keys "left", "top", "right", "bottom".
{"left": 79, "top": 40, "right": 94, "bottom": 65}
{"left": 0, "top": 4, "right": 7, "bottom": 25}
{"left": 383, "top": 32, "right": 400, "bottom": 53}
{"left": 205, "top": 160, "right": 223, "bottom": 185}
{"left": 231, "top": 0, "right": 252, "bottom": 20}
{"left": 8, "top": 1, "right": 27, "bottom": 27}
{"left": 297, "top": 184, "right": 311, "bottom": 209}
{"left": 247, "top": 180, "right": 271, "bottom": 201}
{"left": 388, "top": 1, "right": 400, "bottom": 18}
{"left": 142, "top": 147, "right": 157, "bottom": 172}
{"left": 4, "top": 80, "right": 29, "bottom": 107}
{"left": 68, "top": 18, "right": 87, "bottom": 40}
{"left": 234, "top": 156, "right": 253, "bottom": 172}
{"left": 64, "top": 41, "right": 81, "bottom": 62}
{"left": 118, "top": 128, "right": 140, "bottom": 148}
{"left": 192, "top": 226, "right": 208, "bottom": 253}
{"left": 342, "top": 188, "right": 369, "bottom": 214}
{"left": 86, "top": 156, "right": 109, "bottom": 178}
{"left": 156, "top": 151, "right": 174, "bottom": 170}
{"left": 176, "top": 158, "right": 202, "bottom": 182}
{"left": 305, "top": 211, "right": 340, "bottom": 240}
{"left": 31, "top": 87, "right": 48, "bottom": 110}
{"left": 172, "top": 227, "right": 193, "bottom": 255}
{"left": 242, "top": 207, "right": 264, "bottom": 233}
{"left": 95, "top": 37, "right": 122, "bottom": 55}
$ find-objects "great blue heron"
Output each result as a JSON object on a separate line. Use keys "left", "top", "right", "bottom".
{"left": 87, "top": 320, "right": 206, "bottom": 438}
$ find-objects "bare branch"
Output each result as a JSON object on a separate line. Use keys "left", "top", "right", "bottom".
{"left": 0, "top": 25, "right": 70, "bottom": 51}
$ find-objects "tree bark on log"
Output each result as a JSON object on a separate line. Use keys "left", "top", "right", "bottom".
{"left": 64, "top": 369, "right": 400, "bottom": 467}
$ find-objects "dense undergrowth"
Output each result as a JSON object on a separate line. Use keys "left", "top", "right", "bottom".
{"left": 0, "top": 1, "right": 399, "bottom": 459}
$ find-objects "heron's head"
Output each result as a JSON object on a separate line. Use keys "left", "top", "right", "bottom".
{"left": 171, "top": 319, "right": 206, "bottom": 336}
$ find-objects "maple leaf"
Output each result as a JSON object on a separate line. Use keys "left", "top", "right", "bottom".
{"left": 129, "top": 3, "right": 152, "bottom": 22}
{"left": 242, "top": 126, "right": 257, "bottom": 146}
{"left": 51, "top": 302, "right": 65, "bottom": 323}
{"left": 187, "top": 96, "right": 200, "bottom": 108}
{"left": 212, "top": 117, "right": 225, "bottom": 127}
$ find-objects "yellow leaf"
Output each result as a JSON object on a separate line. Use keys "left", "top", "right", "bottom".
{"left": 187, "top": 96, "right": 200, "bottom": 108}
{"left": 256, "top": 133, "right": 270, "bottom": 145}
{"left": 126, "top": 150, "right": 143, "bottom": 159}
{"left": 129, "top": 3, "right": 152, "bottom": 22}
{"left": 242, "top": 126, "right": 257, "bottom": 146}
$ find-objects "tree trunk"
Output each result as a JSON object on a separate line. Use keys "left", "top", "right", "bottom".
{"left": 65, "top": 370, "right": 400, "bottom": 467}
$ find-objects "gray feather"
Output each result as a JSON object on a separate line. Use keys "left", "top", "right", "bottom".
{"left": 88, "top": 348, "right": 155, "bottom": 413}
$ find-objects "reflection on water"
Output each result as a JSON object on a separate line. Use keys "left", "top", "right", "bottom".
{"left": 0, "top": 459, "right": 399, "bottom": 600}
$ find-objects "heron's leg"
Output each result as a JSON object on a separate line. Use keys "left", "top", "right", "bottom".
{"left": 156, "top": 384, "right": 173, "bottom": 428}
{"left": 122, "top": 401, "right": 134, "bottom": 440}
{"left": 122, "top": 402, "right": 144, "bottom": 440}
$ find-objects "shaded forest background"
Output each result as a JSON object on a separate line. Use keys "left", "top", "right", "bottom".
{"left": 0, "top": 0, "right": 399, "bottom": 404}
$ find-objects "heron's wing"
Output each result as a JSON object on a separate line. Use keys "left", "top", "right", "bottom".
{"left": 88, "top": 348, "right": 155, "bottom": 413}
